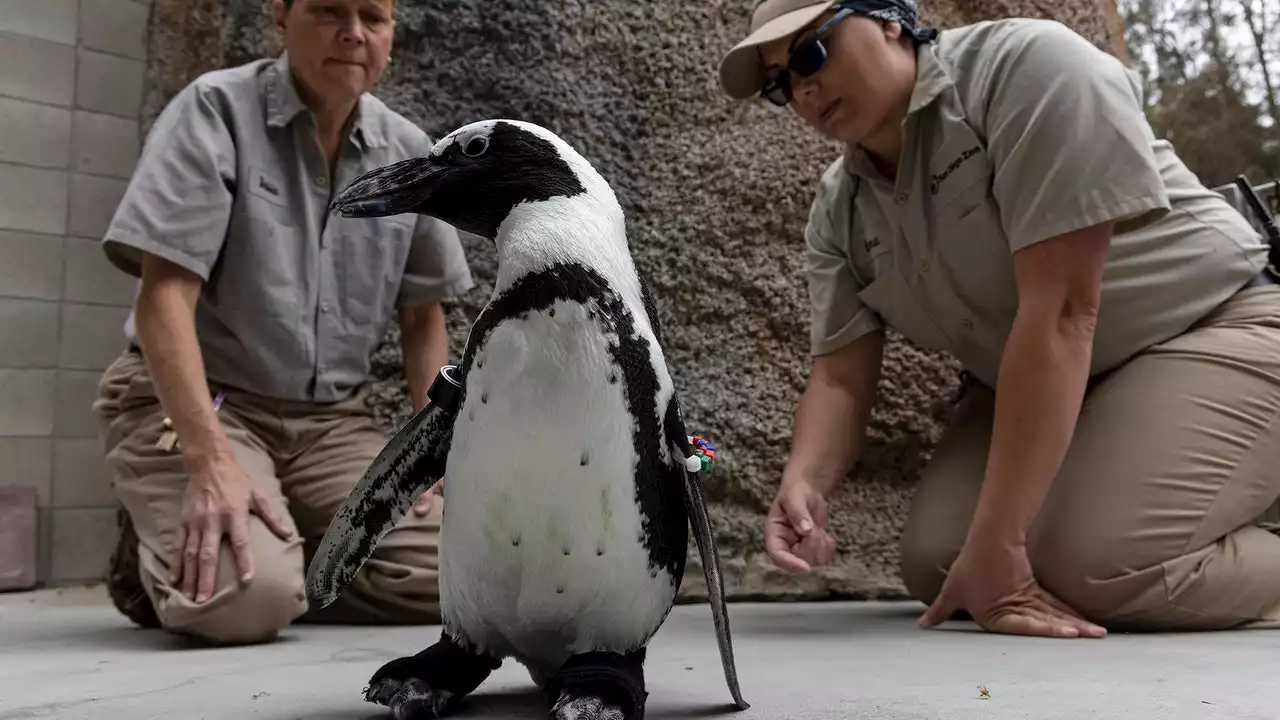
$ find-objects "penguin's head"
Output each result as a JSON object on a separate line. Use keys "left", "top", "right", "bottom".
{"left": 330, "top": 119, "right": 596, "bottom": 239}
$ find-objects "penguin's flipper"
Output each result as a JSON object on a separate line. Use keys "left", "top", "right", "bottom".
{"left": 305, "top": 366, "right": 462, "bottom": 609}
{"left": 664, "top": 397, "right": 749, "bottom": 711}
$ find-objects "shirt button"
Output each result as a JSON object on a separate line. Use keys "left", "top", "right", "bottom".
{"left": 320, "top": 301, "right": 330, "bottom": 313}
{"left": 895, "top": 193, "right": 908, "bottom": 205}
{"left": 963, "top": 319, "right": 974, "bottom": 330}
{"left": 316, "top": 175, "right": 328, "bottom": 187}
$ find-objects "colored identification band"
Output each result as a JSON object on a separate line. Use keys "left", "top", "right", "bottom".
{"left": 684, "top": 435, "right": 716, "bottom": 473}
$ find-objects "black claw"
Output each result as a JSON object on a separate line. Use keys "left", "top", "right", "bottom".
{"left": 390, "top": 678, "right": 455, "bottom": 720}
{"left": 367, "top": 678, "right": 400, "bottom": 705}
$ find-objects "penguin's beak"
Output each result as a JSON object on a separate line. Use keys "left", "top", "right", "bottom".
{"left": 329, "top": 156, "right": 446, "bottom": 218}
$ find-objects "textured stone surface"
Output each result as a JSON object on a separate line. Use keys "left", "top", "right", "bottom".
{"left": 141, "top": 0, "right": 1124, "bottom": 601}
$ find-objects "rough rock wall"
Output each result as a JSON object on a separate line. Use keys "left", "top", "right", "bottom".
{"left": 142, "top": 0, "right": 1125, "bottom": 601}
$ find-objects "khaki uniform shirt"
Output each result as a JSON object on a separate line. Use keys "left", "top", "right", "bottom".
{"left": 805, "top": 18, "right": 1270, "bottom": 387}
{"left": 103, "top": 53, "right": 475, "bottom": 402}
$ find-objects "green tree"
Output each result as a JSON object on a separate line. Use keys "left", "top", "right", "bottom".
{"left": 1121, "top": 0, "right": 1280, "bottom": 186}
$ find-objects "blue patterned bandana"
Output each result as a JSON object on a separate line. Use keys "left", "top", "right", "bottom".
{"left": 839, "top": 0, "right": 939, "bottom": 43}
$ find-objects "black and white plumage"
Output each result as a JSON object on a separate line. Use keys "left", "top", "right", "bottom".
{"left": 304, "top": 119, "right": 748, "bottom": 720}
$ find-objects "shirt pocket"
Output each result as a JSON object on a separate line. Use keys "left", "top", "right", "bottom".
{"left": 925, "top": 147, "right": 1019, "bottom": 321}
{"left": 933, "top": 190, "right": 1017, "bottom": 306}
{"left": 214, "top": 176, "right": 300, "bottom": 317}
{"left": 336, "top": 215, "right": 415, "bottom": 325}
{"left": 856, "top": 259, "right": 952, "bottom": 353}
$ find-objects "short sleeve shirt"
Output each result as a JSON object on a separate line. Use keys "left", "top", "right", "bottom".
{"left": 805, "top": 18, "right": 1270, "bottom": 387}
{"left": 103, "top": 53, "right": 475, "bottom": 402}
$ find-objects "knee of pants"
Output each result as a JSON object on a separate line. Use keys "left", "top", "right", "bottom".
{"left": 156, "top": 564, "right": 308, "bottom": 645}
{"left": 297, "top": 507, "right": 442, "bottom": 624}
{"left": 151, "top": 535, "right": 305, "bottom": 640}
{"left": 1027, "top": 523, "right": 1129, "bottom": 619}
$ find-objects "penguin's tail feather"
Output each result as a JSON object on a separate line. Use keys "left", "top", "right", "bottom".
{"left": 304, "top": 399, "right": 455, "bottom": 609}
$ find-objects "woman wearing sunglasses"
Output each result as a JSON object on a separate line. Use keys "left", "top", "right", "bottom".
{"left": 720, "top": 0, "right": 1280, "bottom": 639}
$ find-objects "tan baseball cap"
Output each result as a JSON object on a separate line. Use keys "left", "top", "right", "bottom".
{"left": 718, "top": 0, "right": 838, "bottom": 100}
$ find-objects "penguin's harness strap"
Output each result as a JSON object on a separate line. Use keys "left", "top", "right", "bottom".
{"left": 427, "top": 364, "right": 464, "bottom": 414}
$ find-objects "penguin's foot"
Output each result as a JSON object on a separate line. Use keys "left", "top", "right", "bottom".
{"left": 550, "top": 693, "right": 627, "bottom": 720}
{"left": 364, "top": 630, "right": 501, "bottom": 719}
{"left": 366, "top": 678, "right": 454, "bottom": 720}
{"left": 545, "top": 649, "right": 647, "bottom": 720}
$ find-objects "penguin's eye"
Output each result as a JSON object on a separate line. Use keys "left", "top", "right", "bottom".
{"left": 462, "top": 136, "right": 489, "bottom": 158}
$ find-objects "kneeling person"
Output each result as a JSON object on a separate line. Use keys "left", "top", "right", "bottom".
{"left": 91, "top": 0, "right": 474, "bottom": 645}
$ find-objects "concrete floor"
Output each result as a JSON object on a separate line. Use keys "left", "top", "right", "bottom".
{"left": 1, "top": 586, "right": 1277, "bottom": 720}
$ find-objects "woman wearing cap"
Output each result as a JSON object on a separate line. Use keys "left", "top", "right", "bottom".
{"left": 720, "top": 0, "right": 1280, "bottom": 638}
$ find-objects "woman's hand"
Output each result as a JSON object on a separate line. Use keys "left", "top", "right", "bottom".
{"left": 763, "top": 479, "right": 838, "bottom": 573}
{"left": 919, "top": 536, "right": 1107, "bottom": 638}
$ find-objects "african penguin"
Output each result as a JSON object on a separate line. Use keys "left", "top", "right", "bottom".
{"left": 305, "top": 118, "right": 748, "bottom": 720}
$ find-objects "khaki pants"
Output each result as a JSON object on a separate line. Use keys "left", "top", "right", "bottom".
{"left": 92, "top": 350, "right": 442, "bottom": 645}
{"left": 900, "top": 284, "right": 1280, "bottom": 631}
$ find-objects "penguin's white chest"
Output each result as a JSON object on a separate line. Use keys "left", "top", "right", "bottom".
{"left": 438, "top": 300, "right": 677, "bottom": 665}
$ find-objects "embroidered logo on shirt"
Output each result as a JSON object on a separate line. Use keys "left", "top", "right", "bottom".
{"left": 931, "top": 145, "right": 981, "bottom": 195}
{"left": 248, "top": 166, "right": 287, "bottom": 207}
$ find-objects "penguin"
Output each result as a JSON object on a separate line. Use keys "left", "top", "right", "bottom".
{"left": 305, "top": 118, "right": 749, "bottom": 720}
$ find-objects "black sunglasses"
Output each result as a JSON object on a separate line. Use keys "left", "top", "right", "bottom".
{"left": 760, "top": 7, "right": 857, "bottom": 107}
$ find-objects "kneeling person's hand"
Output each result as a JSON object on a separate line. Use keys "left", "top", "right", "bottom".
{"left": 413, "top": 480, "right": 444, "bottom": 517}
{"left": 764, "top": 479, "right": 837, "bottom": 574}
{"left": 171, "top": 453, "right": 293, "bottom": 604}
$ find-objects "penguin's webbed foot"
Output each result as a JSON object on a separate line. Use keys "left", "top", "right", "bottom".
{"left": 550, "top": 693, "right": 628, "bottom": 720}
{"left": 546, "top": 649, "right": 647, "bottom": 720}
{"left": 366, "top": 678, "right": 455, "bottom": 720}
{"left": 364, "top": 630, "right": 501, "bottom": 719}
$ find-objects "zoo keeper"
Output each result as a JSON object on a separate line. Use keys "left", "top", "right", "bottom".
{"left": 718, "top": 0, "right": 1280, "bottom": 637}
{"left": 92, "top": 0, "right": 474, "bottom": 645}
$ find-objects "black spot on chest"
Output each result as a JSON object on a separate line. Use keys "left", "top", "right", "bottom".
{"left": 459, "top": 262, "right": 687, "bottom": 580}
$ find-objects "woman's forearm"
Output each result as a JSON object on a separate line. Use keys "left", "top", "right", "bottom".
{"left": 783, "top": 331, "right": 885, "bottom": 497}
{"left": 967, "top": 309, "right": 1097, "bottom": 548}
{"left": 784, "top": 375, "right": 868, "bottom": 496}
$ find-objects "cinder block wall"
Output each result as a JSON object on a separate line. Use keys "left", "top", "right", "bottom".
{"left": 0, "top": 0, "right": 150, "bottom": 585}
